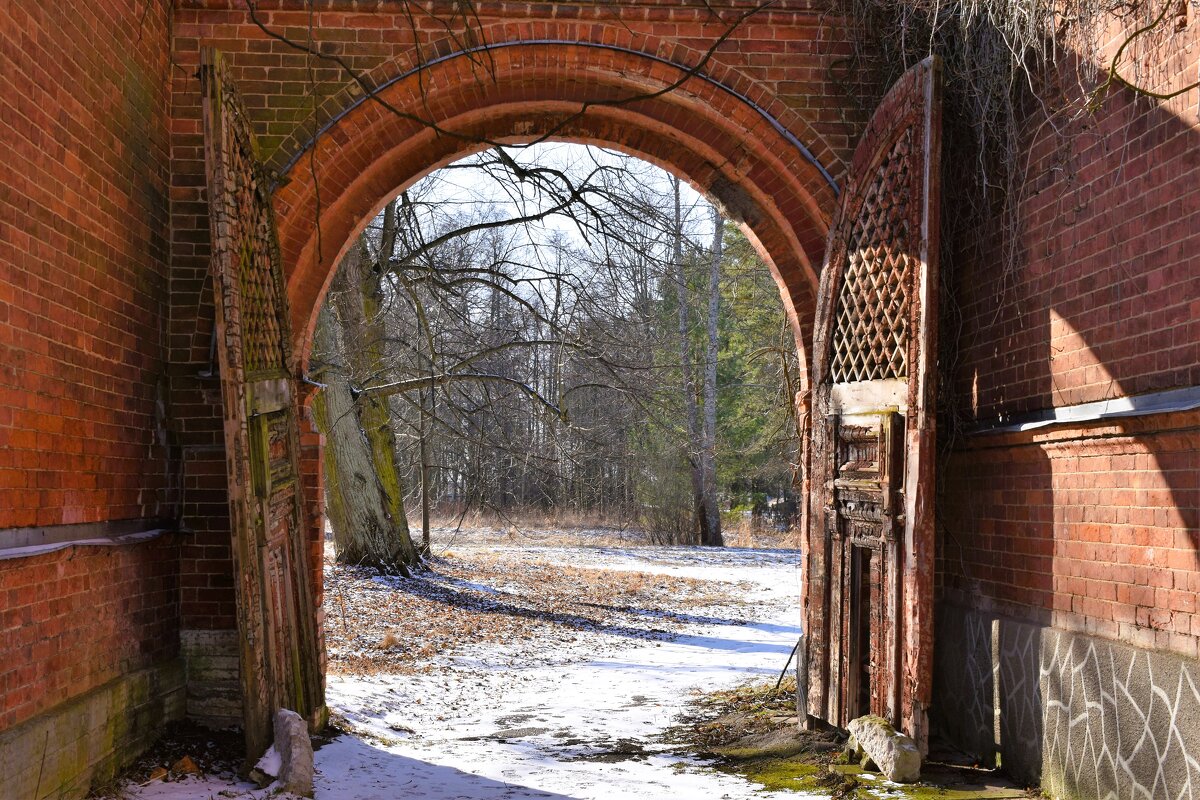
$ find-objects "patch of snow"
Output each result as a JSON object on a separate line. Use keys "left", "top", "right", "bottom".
{"left": 254, "top": 744, "right": 282, "bottom": 778}
{"left": 118, "top": 542, "right": 820, "bottom": 799}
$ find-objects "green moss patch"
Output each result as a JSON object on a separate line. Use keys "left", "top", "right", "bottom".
{"left": 666, "top": 678, "right": 1034, "bottom": 799}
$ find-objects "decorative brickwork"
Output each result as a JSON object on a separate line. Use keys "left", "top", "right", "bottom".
{"left": 166, "top": 0, "right": 864, "bottom": 657}
{"left": 0, "top": 3, "right": 1196, "bottom": 799}
{"left": 167, "top": 1, "right": 864, "bottom": 373}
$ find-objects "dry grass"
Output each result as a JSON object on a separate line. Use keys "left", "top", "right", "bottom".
{"left": 435, "top": 526, "right": 650, "bottom": 550}
{"left": 323, "top": 544, "right": 743, "bottom": 676}
{"left": 673, "top": 677, "right": 804, "bottom": 751}
{"left": 720, "top": 521, "right": 801, "bottom": 550}
{"left": 421, "top": 512, "right": 803, "bottom": 552}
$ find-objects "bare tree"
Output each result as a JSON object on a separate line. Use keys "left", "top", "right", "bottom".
{"left": 700, "top": 207, "right": 725, "bottom": 547}
{"left": 669, "top": 176, "right": 711, "bottom": 545}
{"left": 316, "top": 144, "right": 797, "bottom": 554}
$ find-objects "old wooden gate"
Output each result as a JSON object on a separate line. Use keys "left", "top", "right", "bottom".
{"left": 201, "top": 48, "right": 325, "bottom": 760}
{"left": 802, "top": 56, "right": 941, "bottom": 750}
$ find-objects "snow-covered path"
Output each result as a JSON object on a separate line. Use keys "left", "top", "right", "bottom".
{"left": 120, "top": 541, "right": 813, "bottom": 799}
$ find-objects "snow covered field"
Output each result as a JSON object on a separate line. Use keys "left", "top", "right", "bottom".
{"left": 117, "top": 533, "right": 812, "bottom": 799}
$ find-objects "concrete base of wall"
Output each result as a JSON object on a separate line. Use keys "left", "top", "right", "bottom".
{"left": 0, "top": 659, "right": 184, "bottom": 800}
{"left": 180, "top": 628, "right": 241, "bottom": 729}
{"left": 180, "top": 628, "right": 330, "bottom": 733}
{"left": 933, "top": 602, "right": 1200, "bottom": 799}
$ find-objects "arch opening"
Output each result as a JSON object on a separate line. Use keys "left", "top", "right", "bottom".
{"left": 266, "top": 47, "right": 836, "bottom": 746}
{"left": 312, "top": 141, "right": 809, "bottom": 548}
{"left": 268, "top": 42, "right": 841, "bottom": 386}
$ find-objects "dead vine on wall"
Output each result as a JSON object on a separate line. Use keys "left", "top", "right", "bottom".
{"left": 826, "top": 0, "right": 1197, "bottom": 436}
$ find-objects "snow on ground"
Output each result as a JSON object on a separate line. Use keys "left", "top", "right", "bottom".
{"left": 117, "top": 529, "right": 821, "bottom": 799}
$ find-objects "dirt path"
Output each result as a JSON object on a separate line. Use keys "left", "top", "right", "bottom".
{"left": 117, "top": 533, "right": 811, "bottom": 799}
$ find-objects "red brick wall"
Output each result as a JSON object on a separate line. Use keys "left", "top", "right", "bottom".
{"left": 941, "top": 12, "right": 1200, "bottom": 660}
{"left": 0, "top": 1, "right": 180, "bottom": 734}
{"left": 0, "top": 538, "right": 181, "bottom": 731}
{"left": 941, "top": 413, "right": 1200, "bottom": 659}
{"left": 0, "top": 3, "right": 173, "bottom": 528}
{"left": 954, "top": 16, "right": 1200, "bottom": 419}
{"left": 167, "top": 0, "right": 862, "bottom": 631}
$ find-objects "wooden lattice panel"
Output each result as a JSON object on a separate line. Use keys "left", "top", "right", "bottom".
{"left": 830, "top": 130, "right": 914, "bottom": 383}
{"left": 212, "top": 68, "right": 288, "bottom": 376}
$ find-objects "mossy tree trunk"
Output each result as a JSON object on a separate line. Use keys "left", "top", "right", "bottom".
{"left": 312, "top": 201, "right": 419, "bottom": 574}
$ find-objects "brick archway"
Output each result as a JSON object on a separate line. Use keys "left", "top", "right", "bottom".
{"left": 269, "top": 42, "right": 842, "bottom": 380}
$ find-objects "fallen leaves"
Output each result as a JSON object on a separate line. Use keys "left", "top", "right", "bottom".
{"left": 670, "top": 677, "right": 806, "bottom": 751}
{"left": 322, "top": 533, "right": 747, "bottom": 676}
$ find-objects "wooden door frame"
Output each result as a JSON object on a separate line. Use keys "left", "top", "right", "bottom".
{"left": 201, "top": 47, "right": 326, "bottom": 761}
{"left": 801, "top": 55, "right": 941, "bottom": 750}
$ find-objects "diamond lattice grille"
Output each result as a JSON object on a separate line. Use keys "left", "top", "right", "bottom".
{"left": 830, "top": 131, "right": 914, "bottom": 383}
{"left": 218, "top": 76, "right": 287, "bottom": 375}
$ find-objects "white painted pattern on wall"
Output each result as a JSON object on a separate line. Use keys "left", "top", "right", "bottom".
{"left": 1041, "top": 635, "right": 1200, "bottom": 800}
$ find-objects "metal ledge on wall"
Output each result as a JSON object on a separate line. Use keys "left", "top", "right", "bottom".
{"left": 971, "top": 386, "right": 1200, "bottom": 435}
{"left": 0, "top": 518, "right": 175, "bottom": 561}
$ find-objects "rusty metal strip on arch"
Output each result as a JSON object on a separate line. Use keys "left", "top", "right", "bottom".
{"left": 201, "top": 47, "right": 325, "bottom": 761}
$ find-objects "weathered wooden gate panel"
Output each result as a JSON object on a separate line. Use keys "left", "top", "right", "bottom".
{"left": 201, "top": 48, "right": 325, "bottom": 760}
{"left": 804, "top": 56, "right": 941, "bottom": 750}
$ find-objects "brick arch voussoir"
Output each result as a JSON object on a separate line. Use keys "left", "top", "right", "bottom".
{"left": 267, "top": 23, "right": 842, "bottom": 192}
{"left": 274, "top": 45, "right": 836, "bottom": 390}
{"left": 275, "top": 50, "right": 836, "bottom": 248}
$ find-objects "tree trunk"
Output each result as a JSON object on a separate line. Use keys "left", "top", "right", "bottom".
{"left": 315, "top": 201, "right": 420, "bottom": 573}
{"left": 670, "top": 177, "right": 709, "bottom": 546}
{"left": 700, "top": 208, "right": 724, "bottom": 547}
{"left": 418, "top": 385, "right": 432, "bottom": 555}
{"left": 312, "top": 304, "right": 417, "bottom": 574}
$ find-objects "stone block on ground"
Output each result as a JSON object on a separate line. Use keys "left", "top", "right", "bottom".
{"left": 846, "top": 715, "right": 921, "bottom": 783}
{"left": 274, "top": 708, "right": 315, "bottom": 797}
{"left": 252, "top": 709, "right": 315, "bottom": 796}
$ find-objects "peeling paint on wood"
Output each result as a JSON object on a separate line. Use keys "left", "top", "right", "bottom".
{"left": 804, "top": 56, "right": 941, "bottom": 753}
{"left": 201, "top": 47, "right": 325, "bottom": 762}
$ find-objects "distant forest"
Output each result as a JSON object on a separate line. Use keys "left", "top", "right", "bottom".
{"left": 313, "top": 144, "right": 802, "bottom": 567}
